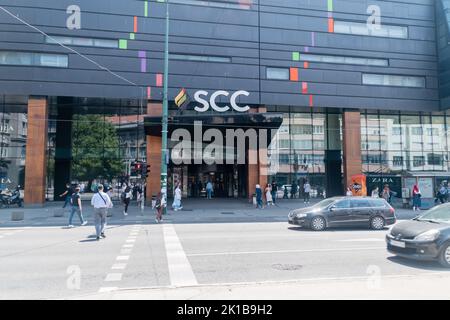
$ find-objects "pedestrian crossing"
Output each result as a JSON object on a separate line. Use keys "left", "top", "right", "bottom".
{"left": 99, "top": 224, "right": 142, "bottom": 292}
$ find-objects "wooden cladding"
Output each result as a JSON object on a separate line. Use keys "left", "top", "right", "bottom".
{"left": 24, "top": 97, "right": 48, "bottom": 205}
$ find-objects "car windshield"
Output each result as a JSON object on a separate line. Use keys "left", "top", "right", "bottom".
{"left": 310, "top": 198, "right": 336, "bottom": 210}
{"left": 416, "top": 204, "right": 450, "bottom": 223}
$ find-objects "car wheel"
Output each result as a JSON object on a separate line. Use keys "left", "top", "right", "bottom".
{"left": 370, "top": 216, "right": 385, "bottom": 230}
{"left": 438, "top": 244, "right": 450, "bottom": 268}
{"left": 310, "top": 216, "right": 326, "bottom": 231}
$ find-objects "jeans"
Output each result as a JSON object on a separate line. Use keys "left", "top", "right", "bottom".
{"left": 257, "top": 197, "right": 263, "bottom": 208}
{"left": 304, "top": 192, "right": 310, "bottom": 203}
{"left": 94, "top": 208, "right": 107, "bottom": 237}
{"left": 207, "top": 189, "right": 212, "bottom": 199}
{"left": 63, "top": 196, "right": 71, "bottom": 208}
{"left": 271, "top": 191, "right": 276, "bottom": 203}
{"left": 69, "top": 206, "right": 85, "bottom": 225}
{"left": 123, "top": 198, "right": 130, "bottom": 213}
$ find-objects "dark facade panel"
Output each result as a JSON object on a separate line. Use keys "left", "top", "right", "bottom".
{"left": 0, "top": 0, "right": 441, "bottom": 111}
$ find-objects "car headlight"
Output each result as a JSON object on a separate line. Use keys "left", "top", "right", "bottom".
{"left": 296, "top": 213, "right": 308, "bottom": 219}
{"left": 414, "top": 229, "right": 440, "bottom": 242}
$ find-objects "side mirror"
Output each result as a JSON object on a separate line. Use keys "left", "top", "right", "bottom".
{"left": 329, "top": 205, "right": 336, "bottom": 212}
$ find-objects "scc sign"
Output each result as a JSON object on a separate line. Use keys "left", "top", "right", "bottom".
{"left": 193, "top": 90, "right": 250, "bottom": 113}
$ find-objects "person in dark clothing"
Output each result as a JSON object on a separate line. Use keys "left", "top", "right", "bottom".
{"left": 68, "top": 187, "right": 87, "bottom": 228}
{"left": 122, "top": 185, "right": 132, "bottom": 216}
{"left": 271, "top": 181, "right": 278, "bottom": 204}
{"left": 60, "top": 183, "right": 73, "bottom": 208}
{"left": 283, "top": 186, "right": 289, "bottom": 199}
{"left": 255, "top": 184, "right": 263, "bottom": 209}
{"left": 291, "top": 182, "right": 298, "bottom": 199}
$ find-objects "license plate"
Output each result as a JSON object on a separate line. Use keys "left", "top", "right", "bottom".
{"left": 390, "top": 240, "right": 405, "bottom": 248}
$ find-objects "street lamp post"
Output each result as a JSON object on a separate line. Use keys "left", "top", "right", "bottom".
{"left": 161, "top": 0, "right": 170, "bottom": 213}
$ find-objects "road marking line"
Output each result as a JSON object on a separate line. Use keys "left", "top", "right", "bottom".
{"left": 123, "top": 244, "right": 134, "bottom": 248}
{"left": 112, "top": 263, "right": 127, "bottom": 270}
{"left": 98, "top": 287, "right": 118, "bottom": 293}
{"left": 105, "top": 273, "right": 123, "bottom": 282}
{"left": 116, "top": 256, "right": 129, "bottom": 261}
{"left": 4, "top": 232, "right": 14, "bottom": 236}
{"left": 121, "top": 249, "right": 132, "bottom": 255}
{"left": 338, "top": 238, "right": 384, "bottom": 242}
{"left": 187, "top": 247, "right": 386, "bottom": 257}
{"left": 162, "top": 224, "right": 198, "bottom": 287}
{"left": 126, "top": 239, "right": 136, "bottom": 243}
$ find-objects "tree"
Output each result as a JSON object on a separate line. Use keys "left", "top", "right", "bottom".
{"left": 71, "top": 114, "right": 124, "bottom": 183}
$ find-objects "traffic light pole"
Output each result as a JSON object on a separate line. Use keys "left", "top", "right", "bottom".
{"left": 161, "top": 0, "right": 170, "bottom": 214}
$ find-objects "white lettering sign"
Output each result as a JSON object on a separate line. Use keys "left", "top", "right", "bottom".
{"left": 66, "top": 5, "right": 81, "bottom": 30}
{"left": 194, "top": 90, "right": 250, "bottom": 113}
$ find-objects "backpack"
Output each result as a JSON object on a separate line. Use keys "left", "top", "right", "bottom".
{"left": 71, "top": 193, "right": 79, "bottom": 205}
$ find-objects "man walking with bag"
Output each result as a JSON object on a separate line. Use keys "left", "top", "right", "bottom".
{"left": 91, "top": 184, "right": 113, "bottom": 241}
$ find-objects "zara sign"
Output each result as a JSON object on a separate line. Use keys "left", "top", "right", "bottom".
{"left": 194, "top": 90, "right": 250, "bottom": 113}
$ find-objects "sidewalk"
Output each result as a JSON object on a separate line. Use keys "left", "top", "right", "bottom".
{"left": 0, "top": 198, "right": 419, "bottom": 228}
{"left": 73, "top": 271, "right": 450, "bottom": 300}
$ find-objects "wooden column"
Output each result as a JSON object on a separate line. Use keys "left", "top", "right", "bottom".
{"left": 258, "top": 106, "right": 268, "bottom": 191}
{"left": 246, "top": 106, "right": 269, "bottom": 199}
{"left": 146, "top": 102, "right": 163, "bottom": 201}
{"left": 342, "top": 110, "right": 362, "bottom": 192}
{"left": 24, "top": 96, "right": 48, "bottom": 206}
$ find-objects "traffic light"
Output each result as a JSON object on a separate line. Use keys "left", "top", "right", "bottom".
{"left": 131, "top": 161, "right": 143, "bottom": 177}
{"left": 130, "top": 161, "right": 137, "bottom": 177}
{"left": 135, "top": 161, "right": 142, "bottom": 174}
{"left": 142, "top": 164, "right": 151, "bottom": 178}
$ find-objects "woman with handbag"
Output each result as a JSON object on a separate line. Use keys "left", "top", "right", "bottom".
{"left": 412, "top": 184, "right": 421, "bottom": 211}
{"left": 155, "top": 190, "right": 166, "bottom": 223}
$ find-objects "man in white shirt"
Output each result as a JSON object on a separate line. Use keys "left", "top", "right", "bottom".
{"left": 91, "top": 184, "right": 113, "bottom": 241}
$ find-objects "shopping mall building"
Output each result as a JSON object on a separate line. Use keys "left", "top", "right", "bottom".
{"left": 1, "top": 0, "right": 450, "bottom": 207}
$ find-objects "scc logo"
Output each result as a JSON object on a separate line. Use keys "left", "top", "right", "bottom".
{"left": 194, "top": 90, "right": 250, "bottom": 113}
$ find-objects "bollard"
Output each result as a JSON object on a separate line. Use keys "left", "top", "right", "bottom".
{"left": 11, "top": 211, "right": 24, "bottom": 221}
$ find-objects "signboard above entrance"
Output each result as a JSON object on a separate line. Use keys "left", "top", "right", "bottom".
{"left": 194, "top": 90, "right": 250, "bottom": 113}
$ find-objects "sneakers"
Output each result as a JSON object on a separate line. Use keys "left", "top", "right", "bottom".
{"left": 123, "top": 211, "right": 128, "bottom": 216}
{"left": 68, "top": 225, "right": 75, "bottom": 228}
{"left": 96, "top": 236, "right": 100, "bottom": 241}
{"left": 81, "top": 221, "right": 88, "bottom": 226}
{"left": 100, "top": 233, "right": 106, "bottom": 238}
{"left": 155, "top": 218, "right": 159, "bottom": 224}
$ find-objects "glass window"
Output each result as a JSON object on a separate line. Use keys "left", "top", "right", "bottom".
{"left": 363, "top": 74, "right": 425, "bottom": 88}
{"left": 351, "top": 199, "right": 371, "bottom": 208}
{"left": 369, "top": 199, "right": 386, "bottom": 207}
{"left": 428, "top": 153, "right": 444, "bottom": 166}
{"left": 334, "top": 20, "right": 408, "bottom": 39}
{"left": 0, "top": 51, "right": 68, "bottom": 68}
{"left": 413, "top": 156, "right": 425, "bottom": 167}
{"left": 393, "top": 156, "right": 404, "bottom": 166}
{"left": 300, "top": 53, "right": 388, "bottom": 67}
{"left": 170, "top": 53, "right": 231, "bottom": 63}
{"left": 46, "top": 35, "right": 118, "bottom": 48}
{"left": 169, "top": 0, "right": 253, "bottom": 10}
{"left": 335, "top": 199, "right": 351, "bottom": 208}
{"left": 266, "top": 67, "right": 289, "bottom": 80}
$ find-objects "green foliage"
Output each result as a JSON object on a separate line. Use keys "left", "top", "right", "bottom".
{"left": 71, "top": 114, "right": 124, "bottom": 182}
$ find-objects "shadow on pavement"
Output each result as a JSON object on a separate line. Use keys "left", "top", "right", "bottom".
{"left": 287, "top": 226, "right": 390, "bottom": 232}
{"left": 387, "top": 256, "right": 450, "bottom": 271}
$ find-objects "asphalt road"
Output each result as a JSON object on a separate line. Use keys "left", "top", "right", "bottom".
{"left": 1, "top": 213, "right": 450, "bottom": 299}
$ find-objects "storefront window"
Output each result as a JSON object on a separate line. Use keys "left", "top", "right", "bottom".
{"left": 0, "top": 96, "right": 27, "bottom": 192}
